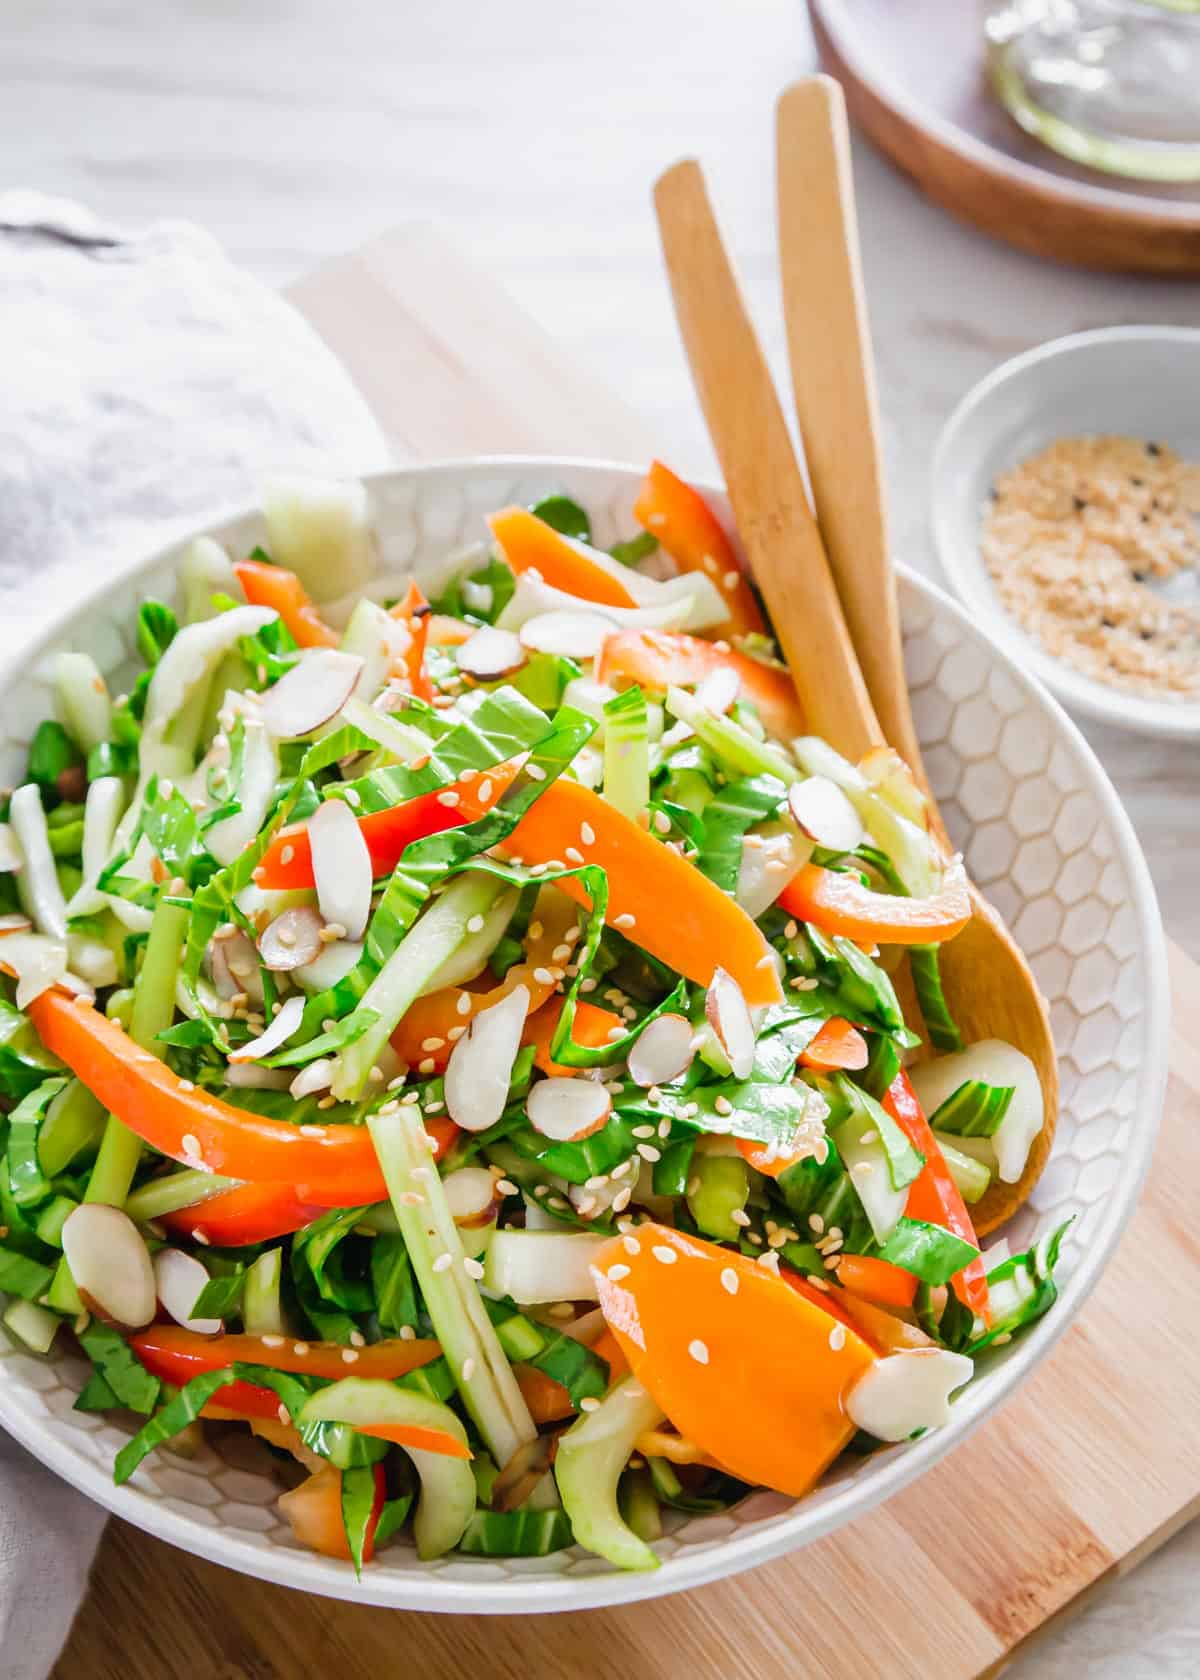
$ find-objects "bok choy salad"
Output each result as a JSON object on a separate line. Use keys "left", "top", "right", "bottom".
{"left": 0, "top": 463, "right": 1064, "bottom": 1573}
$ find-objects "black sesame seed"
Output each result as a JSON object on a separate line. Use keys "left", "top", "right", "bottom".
{"left": 1073, "top": 496, "right": 1087, "bottom": 511}
{"left": 1131, "top": 477, "right": 1144, "bottom": 487}
{"left": 1147, "top": 441, "right": 1162, "bottom": 456}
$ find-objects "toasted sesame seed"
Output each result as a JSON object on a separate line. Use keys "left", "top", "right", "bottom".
{"left": 340, "top": 1347, "right": 359, "bottom": 1364}
{"left": 261, "top": 1333, "right": 285, "bottom": 1348}
{"left": 652, "top": 810, "right": 672, "bottom": 836}
{"left": 607, "top": 1263, "right": 631, "bottom": 1282}
{"left": 466, "top": 914, "right": 485, "bottom": 934}
{"left": 496, "top": 1178, "right": 519, "bottom": 1196}
{"left": 181, "top": 1133, "right": 201, "bottom": 1157}
{"left": 533, "top": 966, "right": 555, "bottom": 986}
{"left": 193, "top": 1230, "right": 211, "bottom": 1245}
{"left": 651, "top": 1244, "right": 677, "bottom": 1265}
{"left": 722, "top": 570, "right": 740, "bottom": 591}
{"left": 564, "top": 846, "right": 584, "bottom": 866}
{"left": 631, "top": 1124, "right": 655, "bottom": 1139}
{"left": 808, "top": 1213, "right": 825, "bottom": 1234}
{"left": 551, "top": 943, "right": 573, "bottom": 963}
{"left": 279, "top": 843, "right": 295, "bottom": 865}
{"left": 688, "top": 1339, "right": 709, "bottom": 1365}
{"left": 525, "top": 764, "right": 545, "bottom": 782}
{"left": 636, "top": 1143, "right": 661, "bottom": 1163}
{"left": 768, "top": 1230, "right": 788, "bottom": 1249}
{"left": 622, "top": 1235, "right": 641, "bottom": 1256}
{"left": 421, "top": 1036, "right": 446, "bottom": 1053}
{"left": 432, "top": 1253, "right": 453, "bottom": 1273}
{"left": 612, "top": 1187, "right": 633, "bottom": 1212}
{"left": 317, "top": 1095, "right": 337, "bottom": 1110}
{"left": 437, "top": 790, "right": 461, "bottom": 808}
{"left": 477, "top": 780, "right": 494, "bottom": 802}
{"left": 277, "top": 1403, "right": 290, "bottom": 1424}
{"left": 747, "top": 1232, "right": 763, "bottom": 1246}
{"left": 730, "top": 1208, "right": 752, "bottom": 1228}
{"left": 579, "top": 1395, "right": 601, "bottom": 1412}
{"left": 398, "top": 1190, "right": 424, "bottom": 1207}
{"left": 463, "top": 1256, "right": 485, "bottom": 1279}
{"left": 614, "top": 912, "right": 637, "bottom": 930}
{"left": 611, "top": 1160, "right": 633, "bottom": 1180}
{"left": 829, "top": 1323, "right": 847, "bottom": 1351}
{"left": 720, "top": 1267, "right": 739, "bottom": 1295}
{"left": 461, "top": 1357, "right": 476, "bottom": 1381}
{"left": 418, "top": 1058, "right": 436, "bottom": 1074}
{"left": 547, "top": 1195, "right": 570, "bottom": 1211}
{"left": 293, "top": 1343, "right": 310, "bottom": 1356}
{"left": 547, "top": 1301, "right": 574, "bottom": 1319}
{"left": 790, "top": 975, "right": 820, "bottom": 991}
{"left": 714, "top": 1095, "right": 733, "bottom": 1116}
{"left": 993, "top": 1331, "right": 1014, "bottom": 1345}
{"left": 446, "top": 1025, "right": 466, "bottom": 1042}
{"left": 757, "top": 1250, "right": 781, "bottom": 1273}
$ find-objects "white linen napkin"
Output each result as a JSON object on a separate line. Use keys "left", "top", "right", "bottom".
{"left": 0, "top": 193, "right": 388, "bottom": 1679}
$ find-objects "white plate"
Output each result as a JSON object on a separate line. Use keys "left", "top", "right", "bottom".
{"left": 932, "top": 326, "right": 1200, "bottom": 740}
{"left": 0, "top": 459, "right": 1168, "bottom": 1612}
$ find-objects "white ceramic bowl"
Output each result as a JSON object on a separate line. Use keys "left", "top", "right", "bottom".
{"left": 932, "top": 326, "right": 1200, "bottom": 740}
{"left": 0, "top": 459, "right": 1168, "bottom": 1612}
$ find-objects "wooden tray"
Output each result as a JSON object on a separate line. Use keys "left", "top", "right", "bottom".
{"left": 810, "top": 0, "right": 1200, "bottom": 274}
{"left": 56, "top": 226, "right": 1200, "bottom": 1680}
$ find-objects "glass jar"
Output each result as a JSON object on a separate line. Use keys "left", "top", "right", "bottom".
{"left": 984, "top": 0, "right": 1200, "bottom": 181}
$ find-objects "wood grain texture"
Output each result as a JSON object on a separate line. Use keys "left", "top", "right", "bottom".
{"left": 810, "top": 1, "right": 1200, "bottom": 276}
{"left": 53, "top": 227, "right": 1199, "bottom": 1680}
{"left": 654, "top": 158, "right": 879, "bottom": 759}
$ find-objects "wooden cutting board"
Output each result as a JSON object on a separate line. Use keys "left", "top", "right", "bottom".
{"left": 55, "top": 226, "right": 1200, "bottom": 1680}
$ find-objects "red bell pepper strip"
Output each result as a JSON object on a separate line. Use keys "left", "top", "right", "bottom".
{"left": 798, "top": 1017, "right": 868, "bottom": 1072}
{"left": 28, "top": 992, "right": 391, "bottom": 1205}
{"left": 255, "top": 757, "right": 523, "bottom": 890}
{"left": 129, "top": 1325, "right": 442, "bottom": 1416}
{"left": 161, "top": 1181, "right": 324, "bottom": 1247}
{"left": 883, "top": 1070, "right": 990, "bottom": 1321}
{"left": 778, "top": 860, "right": 971, "bottom": 947}
{"left": 595, "top": 628, "right": 803, "bottom": 743}
{"left": 389, "top": 580, "right": 434, "bottom": 701}
{"left": 234, "top": 559, "right": 339, "bottom": 649}
{"left": 633, "top": 461, "right": 764, "bottom": 636}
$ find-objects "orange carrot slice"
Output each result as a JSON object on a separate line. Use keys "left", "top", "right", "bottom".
{"left": 522, "top": 996, "right": 623, "bottom": 1077}
{"left": 514, "top": 1364, "right": 576, "bottom": 1425}
{"left": 830, "top": 1253, "right": 918, "bottom": 1311}
{"left": 502, "top": 780, "right": 782, "bottom": 1007}
{"left": 488, "top": 507, "right": 638, "bottom": 609}
{"left": 634, "top": 461, "right": 764, "bottom": 636}
{"left": 592, "top": 1223, "right": 874, "bottom": 1497}
{"left": 799, "top": 1017, "right": 869, "bottom": 1072}
{"left": 235, "top": 559, "right": 338, "bottom": 649}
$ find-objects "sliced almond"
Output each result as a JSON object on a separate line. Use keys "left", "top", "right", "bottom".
{"left": 154, "top": 1247, "right": 222, "bottom": 1335}
{"left": 787, "top": 776, "right": 865, "bottom": 854}
{"left": 456, "top": 626, "right": 527, "bottom": 681}
{"left": 228, "top": 992, "right": 305, "bottom": 1063}
{"left": 626, "top": 1013, "right": 695, "bottom": 1088}
{"left": 61, "top": 1204, "right": 156, "bottom": 1331}
{"left": 518, "top": 610, "right": 614, "bottom": 661}
{"left": 705, "top": 966, "right": 755, "bottom": 1080}
{"left": 290, "top": 1057, "right": 335, "bottom": 1099}
{"left": 527, "top": 1077, "right": 612, "bottom": 1142}
{"left": 442, "top": 1166, "right": 500, "bottom": 1228}
{"left": 444, "top": 984, "right": 529, "bottom": 1132}
{"left": 694, "top": 665, "right": 740, "bottom": 715}
{"left": 208, "top": 926, "right": 265, "bottom": 1006}
{"left": 224, "top": 1062, "right": 293, "bottom": 1091}
{"left": 260, "top": 648, "right": 364, "bottom": 739}
{"left": 258, "top": 906, "right": 325, "bottom": 972}
{"left": 309, "top": 798, "right": 372, "bottom": 942}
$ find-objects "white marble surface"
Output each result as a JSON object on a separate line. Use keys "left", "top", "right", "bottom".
{"left": 2, "top": 0, "right": 1198, "bottom": 1670}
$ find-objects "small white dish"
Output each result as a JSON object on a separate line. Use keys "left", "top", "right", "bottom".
{"left": 932, "top": 326, "right": 1200, "bottom": 740}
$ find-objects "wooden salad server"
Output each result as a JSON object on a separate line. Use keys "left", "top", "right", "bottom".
{"left": 654, "top": 122, "right": 1055, "bottom": 1235}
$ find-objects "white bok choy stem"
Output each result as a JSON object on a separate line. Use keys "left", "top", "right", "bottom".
{"left": 112, "top": 604, "right": 277, "bottom": 854}
{"left": 332, "top": 871, "right": 510, "bottom": 1101}
{"left": 555, "top": 1376, "right": 665, "bottom": 1572}
{"left": 53, "top": 651, "right": 112, "bottom": 754}
{"left": 8, "top": 784, "right": 68, "bottom": 940}
{"left": 66, "top": 776, "right": 126, "bottom": 918}
{"left": 367, "top": 1104, "right": 556, "bottom": 1508}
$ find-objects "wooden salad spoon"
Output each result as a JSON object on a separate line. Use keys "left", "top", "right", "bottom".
{"left": 653, "top": 135, "right": 1055, "bottom": 1236}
